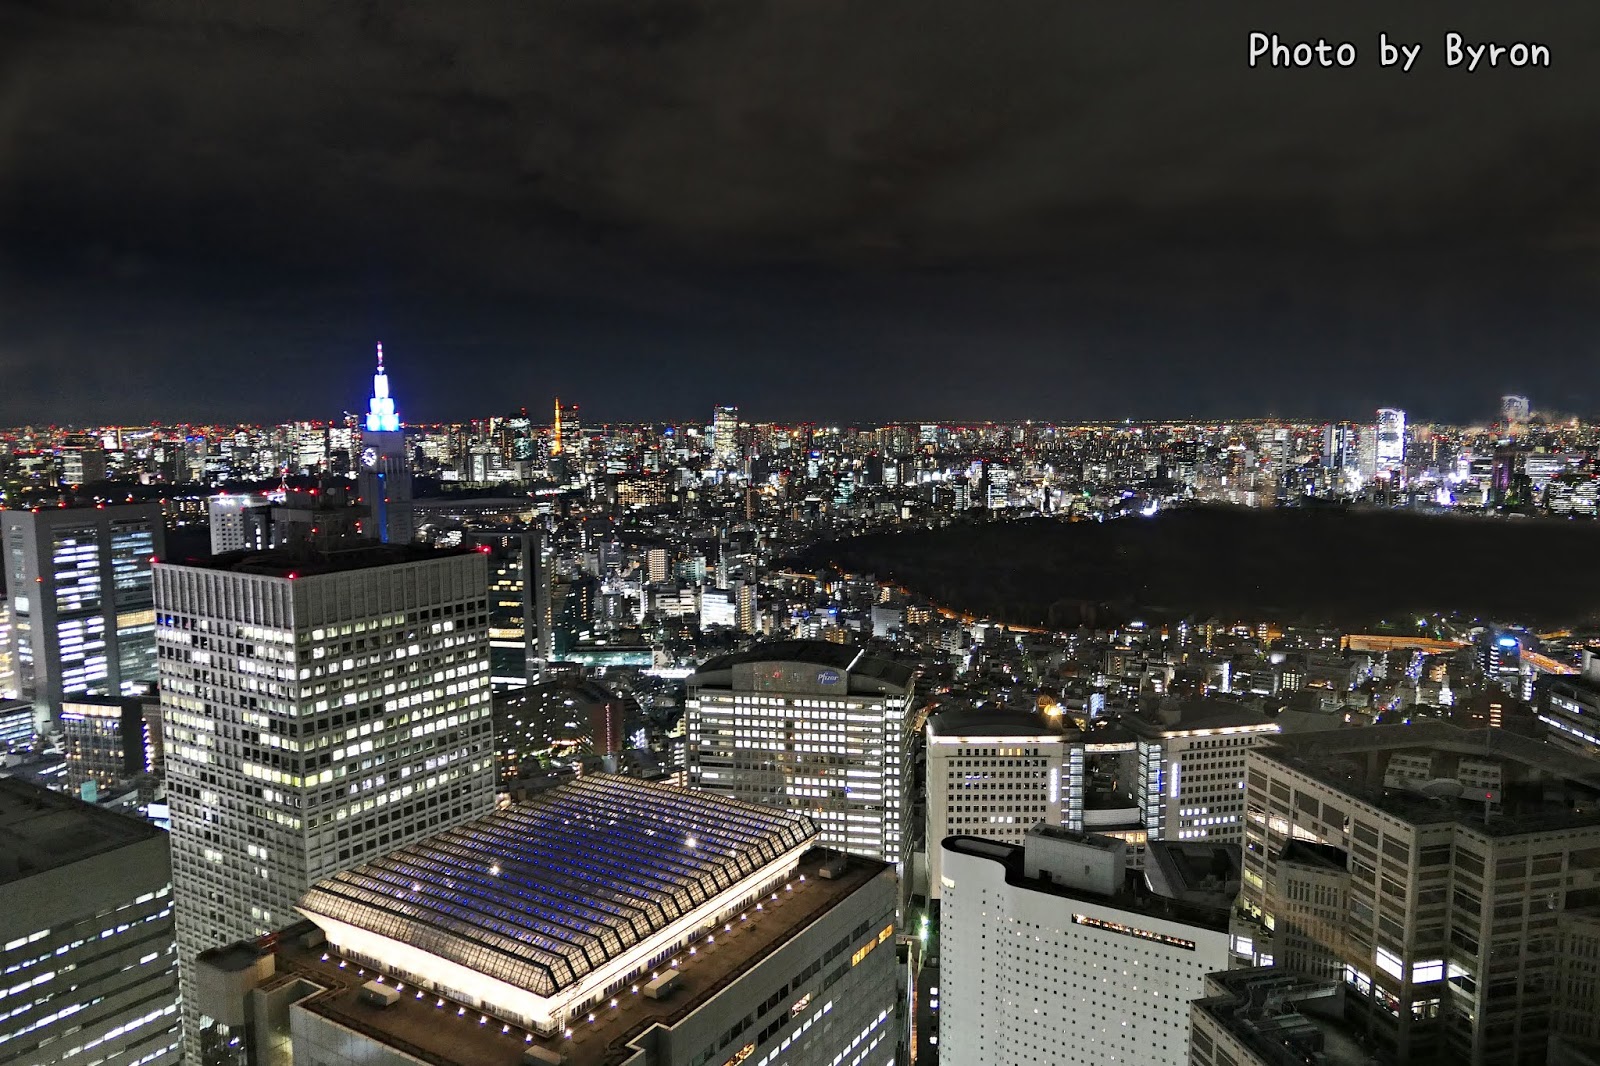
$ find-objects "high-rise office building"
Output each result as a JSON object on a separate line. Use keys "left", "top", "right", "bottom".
{"left": 0, "top": 777, "right": 181, "bottom": 1066}
{"left": 940, "top": 827, "right": 1232, "bottom": 1066}
{"left": 60, "top": 696, "right": 155, "bottom": 796}
{"left": 196, "top": 775, "right": 899, "bottom": 1066}
{"left": 1232, "top": 723, "right": 1600, "bottom": 1065}
{"left": 736, "top": 580, "right": 760, "bottom": 634}
{"left": 687, "top": 641, "right": 915, "bottom": 865}
{"left": 712, "top": 405, "right": 740, "bottom": 467}
{"left": 1375, "top": 408, "right": 1406, "bottom": 476}
{"left": 356, "top": 344, "right": 415, "bottom": 545}
{"left": 1550, "top": 910, "right": 1600, "bottom": 1066}
{"left": 206, "top": 495, "right": 273, "bottom": 555}
{"left": 2, "top": 502, "right": 164, "bottom": 730}
{"left": 1321, "top": 421, "right": 1358, "bottom": 474}
{"left": 529, "top": 528, "right": 555, "bottom": 671}
{"left": 1129, "top": 699, "right": 1279, "bottom": 844}
{"left": 925, "top": 706, "right": 1068, "bottom": 903}
{"left": 154, "top": 542, "right": 496, "bottom": 1062}
{"left": 1540, "top": 648, "right": 1600, "bottom": 758}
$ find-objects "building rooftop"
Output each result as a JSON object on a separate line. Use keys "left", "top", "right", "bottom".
{"left": 1192, "top": 967, "right": 1373, "bottom": 1066}
{"left": 692, "top": 640, "right": 915, "bottom": 692}
{"left": 927, "top": 705, "right": 1064, "bottom": 740}
{"left": 167, "top": 542, "right": 475, "bottom": 578}
{"left": 297, "top": 775, "right": 817, "bottom": 999}
{"left": 269, "top": 850, "right": 889, "bottom": 1066}
{"left": 0, "top": 777, "right": 162, "bottom": 885}
{"left": 943, "top": 835, "right": 1231, "bottom": 934}
{"left": 1127, "top": 697, "right": 1278, "bottom": 737}
{"left": 1259, "top": 722, "right": 1600, "bottom": 837}
{"left": 1144, "top": 841, "right": 1241, "bottom": 907}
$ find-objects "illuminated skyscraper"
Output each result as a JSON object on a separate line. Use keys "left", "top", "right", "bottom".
{"left": 1, "top": 502, "right": 164, "bottom": 731}
{"left": 356, "top": 344, "right": 415, "bottom": 544}
{"left": 156, "top": 544, "right": 496, "bottom": 1063}
{"left": 1375, "top": 407, "right": 1406, "bottom": 476}
{"left": 712, "top": 404, "right": 740, "bottom": 466}
{"left": 686, "top": 641, "right": 914, "bottom": 865}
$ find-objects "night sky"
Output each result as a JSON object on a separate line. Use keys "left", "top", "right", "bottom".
{"left": 3, "top": 1, "right": 1598, "bottom": 426}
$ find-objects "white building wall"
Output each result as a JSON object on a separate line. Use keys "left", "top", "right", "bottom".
{"left": 940, "top": 841, "right": 1229, "bottom": 1066}
{"left": 1137, "top": 726, "right": 1277, "bottom": 844}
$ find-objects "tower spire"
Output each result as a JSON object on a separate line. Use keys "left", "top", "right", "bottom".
{"left": 365, "top": 343, "right": 399, "bottom": 432}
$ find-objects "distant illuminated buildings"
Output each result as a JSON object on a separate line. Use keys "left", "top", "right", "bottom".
{"left": 1501, "top": 394, "right": 1531, "bottom": 432}
{"left": 356, "top": 344, "right": 415, "bottom": 544}
{"left": 1321, "top": 421, "right": 1359, "bottom": 475}
{"left": 1, "top": 502, "right": 163, "bottom": 731}
{"left": 687, "top": 641, "right": 915, "bottom": 865}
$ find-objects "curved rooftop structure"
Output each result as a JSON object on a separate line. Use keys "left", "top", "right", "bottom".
{"left": 297, "top": 775, "right": 816, "bottom": 1002}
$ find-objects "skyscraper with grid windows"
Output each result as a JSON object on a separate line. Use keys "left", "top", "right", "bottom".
{"left": 155, "top": 543, "right": 496, "bottom": 1064}
{"left": 2, "top": 502, "right": 163, "bottom": 733}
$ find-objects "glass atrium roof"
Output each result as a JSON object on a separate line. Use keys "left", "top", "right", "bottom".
{"left": 297, "top": 774, "right": 817, "bottom": 997}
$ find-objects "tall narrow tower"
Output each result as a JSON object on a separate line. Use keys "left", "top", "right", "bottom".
{"left": 357, "top": 343, "right": 415, "bottom": 544}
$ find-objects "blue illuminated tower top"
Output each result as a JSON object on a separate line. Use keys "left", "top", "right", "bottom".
{"left": 365, "top": 343, "right": 400, "bottom": 432}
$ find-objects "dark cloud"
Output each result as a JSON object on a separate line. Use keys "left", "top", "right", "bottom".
{"left": 2, "top": 0, "right": 1599, "bottom": 424}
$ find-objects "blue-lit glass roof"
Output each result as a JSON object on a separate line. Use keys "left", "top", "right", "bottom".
{"left": 296, "top": 775, "right": 817, "bottom": 997}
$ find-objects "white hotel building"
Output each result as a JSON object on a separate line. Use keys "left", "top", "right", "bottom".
{"left": 687, "top": 641, "right": 915, "bottom": 865}
{"left": 940, "top": 827, "right": 1232, "bottom": 1066}
{"left": 154, "top": 543, "right": 496, "bottom": 1063}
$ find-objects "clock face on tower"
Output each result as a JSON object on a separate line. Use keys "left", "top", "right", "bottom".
{"left": 361, "top": 446, "right": 378, "bottom": 469}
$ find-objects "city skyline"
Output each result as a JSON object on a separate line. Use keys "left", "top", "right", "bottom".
{"left": 0, "top": 363, "right": 1568, "bottom": 435}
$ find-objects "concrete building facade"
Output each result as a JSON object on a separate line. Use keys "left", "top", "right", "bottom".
{"left": 0, "top": 778, "right": 180, "bottom": 1066}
